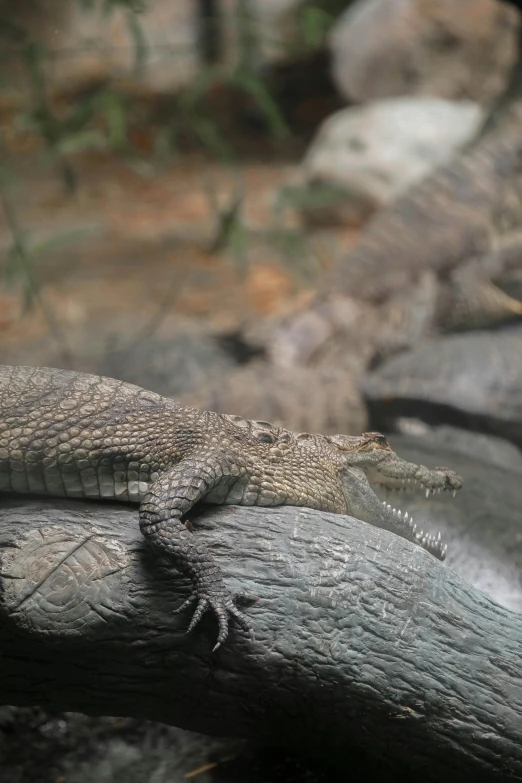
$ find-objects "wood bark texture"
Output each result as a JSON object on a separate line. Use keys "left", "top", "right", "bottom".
{"left": 0, "top": 497, "right": 521, "bottom": 781}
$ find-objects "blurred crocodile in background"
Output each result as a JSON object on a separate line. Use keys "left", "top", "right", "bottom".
{"left": 267, "top": 107, "right": 522, "bottom": 368}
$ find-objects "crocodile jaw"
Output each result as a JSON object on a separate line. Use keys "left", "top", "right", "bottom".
{"left": 363, "top": 470, "right": 458, "bottom": 561}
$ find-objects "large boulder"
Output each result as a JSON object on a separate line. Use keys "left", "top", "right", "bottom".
{"left": 363, "top": 326, "right": 522, "bottom": 447}
{"left": 0, "top": 327, "right": 236, "bottom": 401}
{"left": 0, "top": 0, "right": 314, "bottom": 99}
{"left": 94, "top": 332, "right": 237, "bottom": 399}
{"left": 181, "top": 359, "right": 368, "bottom": 435}
{"left": 301, "top": 98, "right": 483, "bottom": 216}
{"left": 329, "top": 0, "right": 520, "bottom": 104}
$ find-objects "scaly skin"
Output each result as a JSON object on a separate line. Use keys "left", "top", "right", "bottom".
{"left": 0, "top": 366, "right": 462, "bottom": 648}
{"left": 262, "top": 119, "right": 522, "bottom": 374}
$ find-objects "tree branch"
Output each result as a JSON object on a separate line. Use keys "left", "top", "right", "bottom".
{"left": 0, "top": 497, "right": 521, "bottom": 781}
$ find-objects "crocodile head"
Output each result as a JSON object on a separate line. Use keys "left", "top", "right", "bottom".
{"left": 326, "top": 431, "right": 463, "bottom": 560}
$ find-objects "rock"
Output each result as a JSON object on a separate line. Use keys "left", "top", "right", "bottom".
{"left": 363, "top": 326, "right": 522, "bottom": 447}
{"left": 329, "top": 0, "right": 520, "bottom": 104}
{"left": 0, "top": 328, "right": 236, "bottom": 401}
{"left": 95, "top": 332, "right": 236, "bottom": 399}
{"left": 207, "top": 296, "right": 378, "bottom": 436}
{"left": 1, "top": 0, "right": 311, "bottom": 99}
{"left": 396, "top": 423, "right": 522, "bottom": 473}
{"left": 300, "top": 98, "right": 484, "bottom": 218}
{"left": 266, "top": 293, "right": 379, "bottom": 368}
{"left": 2, "top": 1, "right": 201, "bottom": 97}
{"left": 181, "top": 360, "right": 368, "bottom": 435}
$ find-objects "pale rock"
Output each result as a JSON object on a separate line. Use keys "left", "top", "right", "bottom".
{"left": 3, "top": 0, "right": 310, "bottom": 98}
{"left": 301, "top": 97, "right": 484, "bottom": 215}
{"left": 329, "top": 0, "right": 520, "bottom": 104}
{"left": 4, "top": 0, "right": 200, "bottom": 95}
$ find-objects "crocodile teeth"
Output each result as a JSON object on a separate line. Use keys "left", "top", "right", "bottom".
{"left": 404, "top": 511, "right": 409, "bottom": 521}
{"left": 453, "top": 490, "right": 457, "bottom": 498}
{"left": 425, "top": 489, "right": 430, "bottom": 498}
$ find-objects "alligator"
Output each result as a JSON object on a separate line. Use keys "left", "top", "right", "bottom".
{"left": 0, "top": 365, "right": 462, "bottom": 648}
{"left": 329, "top": 118, "right": 522, "bottom": 306}
{"left": 255, "top": 109, "right": 522, "bottom": 370}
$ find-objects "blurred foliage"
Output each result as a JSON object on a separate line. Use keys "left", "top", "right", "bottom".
{"left": 0, "top": 0, "right": 342, "bottom": 164}
{"left": 0, "top": 146, "right": 76, "bottom": 362}
{"left": 276, "top": 181, "right": 352, "bottom": 213}
{"left": 0, "top": 0, "right": 348, "bottom": 324}
{"left": 296, "top": 3, "right": 337, "bottom": 51}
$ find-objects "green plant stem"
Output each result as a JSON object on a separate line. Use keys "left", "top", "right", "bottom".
{"left": 0, "top": 157, "right": 73, "bottom": 366}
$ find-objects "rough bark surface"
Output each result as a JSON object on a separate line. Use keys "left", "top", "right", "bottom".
{"left": 0, "top": 497, "right": 521, "bottom": 781}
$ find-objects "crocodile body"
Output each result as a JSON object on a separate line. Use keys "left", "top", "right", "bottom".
{"left": 255, "top": 113, "right": 522, "bottom": 374}
{"left": 0, "top": 366, "right": 462, "bottom": 648}
{"left": 330, "top": 112, "right": 522, "bottom": 305}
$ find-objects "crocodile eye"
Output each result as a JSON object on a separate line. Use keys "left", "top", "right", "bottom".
{"left": 372, "top": 434, "right": 388, "bottom": 447}
{"left": 255, "top": 431, "right": 276, "bottom": 444}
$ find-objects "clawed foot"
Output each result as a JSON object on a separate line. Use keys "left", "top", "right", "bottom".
{"left": 174, "top": 587, "right": 255, "bottom": 651}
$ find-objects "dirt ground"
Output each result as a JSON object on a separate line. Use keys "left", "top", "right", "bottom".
{"left": 0, "top": 145, "right": 359, "bottom": 368}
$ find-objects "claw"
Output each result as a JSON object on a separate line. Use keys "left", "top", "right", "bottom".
{"left": 186, "top": 597, "right": 210, "bottom": 634}
{"left": 176, "top": 587, "right": 254, "bottom": 651}
{"left": 173, "top": 593, "right": 198, "bottom": 615}
{"left": 213, "top": 604, "right": 229, "bottom": 652}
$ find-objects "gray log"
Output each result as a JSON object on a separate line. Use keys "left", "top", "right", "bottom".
{"left": 0, "top": 497, "right": 521, "bottom": 781}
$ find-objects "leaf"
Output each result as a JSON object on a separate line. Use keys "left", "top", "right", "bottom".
{"left": 188, "top": 111, "right": 235, "bottom": 162}
{"left": 232, "top": 69, "right": 290, "bottom": 141}
{"left": 97, "top": 89, "right": 129, "bottom": 151}
{"left": 28, "top": 226, "right": 98, "bottom": 259}
{"left": 2, "top": 245, "right": 39, "bottom": 311}
{"left": 126, "top": 9, "right": 148, "bottom": 75}
{"left": 55, "top": 129, "right": 107, "bottom": 155}
{"left": 103, "top": 0, "right": 147, "bottom": 14}
{"left": 179, "top": 67, "right": 221, "bottom": 110}
{"left": 275, "top": 182, "right": 351, "bottom": 211}
{"left": 299, "top": 6, "right": 332, "bottom": 49}
{"left": 2, "top": 246, "right": 23, "bottom": 287}
{"left": 153, "top": 125, "right": 179, "bottom": 165}
{"left": 63, "top": 97, "right": 98, "bottom": 134}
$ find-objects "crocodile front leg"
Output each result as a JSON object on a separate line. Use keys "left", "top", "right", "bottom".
{"left": 139, "top": 456, "right": 253, "bottom": 650}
